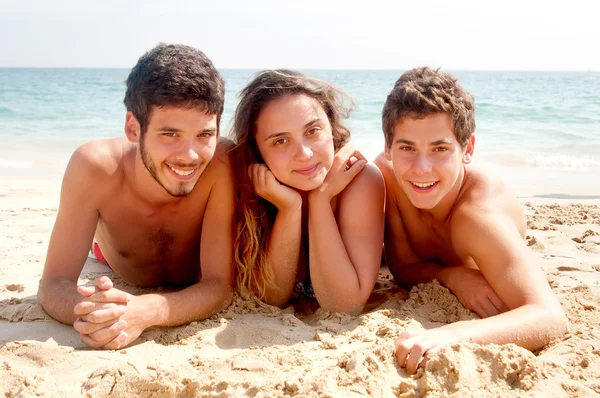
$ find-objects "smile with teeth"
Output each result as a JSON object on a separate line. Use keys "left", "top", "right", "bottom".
{"left": 168, "top": 165, "right": 195, "bottom": 176}
{"left": 411, "top": 181, "right": 437, "bottom": 188}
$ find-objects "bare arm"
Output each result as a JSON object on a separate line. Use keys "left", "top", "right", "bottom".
{"left": 308, "top": 162, "right": 385, "bottom": 315}
{"left": 150, "top": 158, "right": 236, "bottom": 326}
{"left": 259, "top": 206, "right": 302, "bottom": 307}
{"left": 452, "top": 210, "right": 567, "bottom": 344}
{"left": 38, "top": 145, "right": 109, "bottom": 325}
{"left": 246, "top": 163, "right": 303, "bottom": 307}
{"left": 395, "top": 210, "right": 567, "bottom": 373}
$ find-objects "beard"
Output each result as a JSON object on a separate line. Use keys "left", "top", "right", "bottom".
{"left": 139, "top": 136, "right": 207, "bottom": 197}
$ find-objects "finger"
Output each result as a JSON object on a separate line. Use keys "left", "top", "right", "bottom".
{"left": 74, "top": 301, "right": 120, "bottom": 316}
{"left": 481, "top": 296, "right": 501, "bottom": 317}
{"left": 471, "top": 302, "right": 490, "bottom": 319}
{"left": 80, "top": 333, "right": 111, "bottom": 349}
{"left": 405, "top": 342, "right": 428, "bottom": 374}
{"left": 394, "top": 335, "right": 414, "bottom": 368}
{"left": 488, "top": 292, "right": 510, "bottom": 313}
{"left": 263, "top": 169, "right": 278, "bottom": 188}
{"left": 88, "top": 320, "right": 128, "bottom": 343}
{"left": 351, "top": 149, "right": 366, "bottom": 162}
{"left": 334, "top": 145, "right": 354, "bottom": 164}
{"left": 79, "top": 305, "right": 127, "bottom": 324}
{"left": 247, "top": 164, "right": 256, "bottom": 181}
{"left": 74, "top": 316, "right": 123, "bottom": 335}
{"left": 76, "top": 277, "right": 114, "bottom": 297}
{"left": 95, "top": 276, "right": 113, "bottom": 290}
{"left": 101, "top": 332, "right": 129, "bottom": 350}
{"left": 257, "top": 164, "right": 267, "bottom": 188}
{"left": 345, "top": 159, "right": 367, "bottom": 176}
{"left": 81, "top": 330, "right": 127, "bottom": 350}
{"left": 84, "top": 289, "right": 132, "bottom": 304}
{"left": 77, "top": 285, "right": 98, "bottom": 297}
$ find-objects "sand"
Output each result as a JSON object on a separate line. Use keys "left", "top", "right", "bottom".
{"left": 1, "top": 176, "right": 600, "bottom": 397}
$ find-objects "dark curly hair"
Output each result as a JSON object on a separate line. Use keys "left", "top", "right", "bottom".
{"left": 124, "top": 43, "right": 225, "bottom": 135}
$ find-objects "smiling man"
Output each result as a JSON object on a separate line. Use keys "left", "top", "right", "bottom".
{"left": 375, "top": 67, "right": 567, "bottom": 373}
{"left": 38, "top": 44, "right": 235, "bottom": 349}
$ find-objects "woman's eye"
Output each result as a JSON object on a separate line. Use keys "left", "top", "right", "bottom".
{"left": 274, "top": 138, "right": 287, "bottom": 146}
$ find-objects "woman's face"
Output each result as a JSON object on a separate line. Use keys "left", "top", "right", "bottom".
{"left": 254, "top": 94, "right": 335, "bottom": 191}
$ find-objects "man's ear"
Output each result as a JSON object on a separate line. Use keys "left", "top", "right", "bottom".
{"left": 463, "top": 134, "right": 475, "bottom": 164}
{"left": 124, "top": 112, "right": 142, "bottom": 143}
{"left": 384, "top": 143, "right": 392, "bottom": 161}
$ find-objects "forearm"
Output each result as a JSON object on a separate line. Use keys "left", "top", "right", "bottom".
{"left": 261, "top": 207, "right": 302, "bottom": 307}
{"left": 308, "top": 195, "right": 366, "bottom": 314}
{"left": 447, "top": 303, "right": 568, "bottom": 350}
{"left": 151, "top": 278, "right": 234, "bottom": 327}
{"left": 37, "top": 278, "right": 81, "bottom": 325}
{"left": 388, "top": 259, "right": 450, "bottom": 290}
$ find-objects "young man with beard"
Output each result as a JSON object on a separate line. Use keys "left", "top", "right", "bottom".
{"left": 375, "top": 67, "right": 567, "bottom": 373}
{"left": 38, "top": 44, "right": 234, "bottom": 349}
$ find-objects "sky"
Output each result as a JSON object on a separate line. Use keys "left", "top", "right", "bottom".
{"left": 0, "top": 0, "right": 598, "bottom": 70}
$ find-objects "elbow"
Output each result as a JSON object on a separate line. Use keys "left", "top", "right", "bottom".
{"left": 37, "top": 277, "right": 56, "bottom": 313}
{"left": 548, "top": 306, "right": 568, "bottom": 338}
{"left": 36, "top": 281, "right": 49, "bottom": 312}
{"left": 262, "top": 293, "right": 291, "bottom": 309}
{"left": 532, "top": 302, "right": 568, "bottom": 343}
{"left": 319, "top": 298, "right": 365, "bottom": 317}
{"left": 217, "top": 284, "right": 234, "bottom": 312}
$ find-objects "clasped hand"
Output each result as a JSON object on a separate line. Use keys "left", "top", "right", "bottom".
{"left": 73, "top": 276, "right": 146, "bottom": 349}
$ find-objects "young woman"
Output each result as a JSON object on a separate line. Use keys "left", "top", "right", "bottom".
{"left": 231, "top": 70, "right": 385, "bottom": 314}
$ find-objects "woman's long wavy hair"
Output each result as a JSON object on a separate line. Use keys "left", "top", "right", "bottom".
{"left": 230, "top": 69, "right": 353, "bottom": 299}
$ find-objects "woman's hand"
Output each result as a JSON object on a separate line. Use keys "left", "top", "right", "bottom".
{"left": 312, "top": 146, "right": 367, "bottom": 200}
{"left": 249, "top": 163, "right": 302, "bottom": 211}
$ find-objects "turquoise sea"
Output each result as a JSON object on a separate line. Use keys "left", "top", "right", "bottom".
{"left": 1, "top": 68, "right": 599, "bottom": 197}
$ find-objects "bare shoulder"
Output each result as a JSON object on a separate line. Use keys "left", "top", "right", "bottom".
{"left": 69, "top": 137, "right": 130, "bottom": 179}
{"left": 204, "top": 138, "right": 234, "bottom": 179}
{"left": 344, "top": 163, "right": 384, "bottom": 197}
{"left": 450, "top": 166, "right": 526, "bottom": 243}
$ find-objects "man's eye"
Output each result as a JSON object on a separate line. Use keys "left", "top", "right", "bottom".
{"left": 307, "top": 127, "right": 321, "bottom": 135}
{"left": 434, "top": 147, "right": 448, "bottom": 152}
{"left": 199, "top": 132, "right": 214, "bottom": 138}
{"left": 400, "top": 146, "right": 413, "bottom": 151}
{"left": 163, "top": 133, "right": 177, "bottom": 137}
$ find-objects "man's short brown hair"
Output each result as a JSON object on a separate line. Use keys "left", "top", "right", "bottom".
{"left": 124, "top": 43, "right": 225, "bottom": 135}
{"left": 382, "top": 67, "right": 475, "bottom": 148}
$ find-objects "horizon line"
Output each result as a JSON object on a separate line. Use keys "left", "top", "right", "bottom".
{"left": 1, "top": 66, "right": 600, "bottom": 73}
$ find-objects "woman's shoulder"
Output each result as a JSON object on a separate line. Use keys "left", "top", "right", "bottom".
{"left": 339, "top": 163, "right": 385, "bottom": 203}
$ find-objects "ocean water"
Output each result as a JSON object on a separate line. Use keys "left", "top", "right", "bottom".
{"left": 1, "top": 68, "right": 599, "bottom": 196}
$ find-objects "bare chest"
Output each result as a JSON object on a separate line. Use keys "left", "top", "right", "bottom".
{"left": 401, "top": 212, "right": 464, "bottom": 267}
{"left": 95, "top": 193, "right": 208, "bottom": 286}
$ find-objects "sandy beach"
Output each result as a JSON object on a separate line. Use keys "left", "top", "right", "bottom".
{"left": 1, "top": 174, "right": 599, "bottom": 397}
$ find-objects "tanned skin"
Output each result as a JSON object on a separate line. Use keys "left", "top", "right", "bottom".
{"left": 248, "top": 94, "right": 385, "bottom": 314}
{"left": 375, "top": 113, "right": 567, "bottom": 373}
{"left": 39, "top": 106, "right": 235, "bottom": 349}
